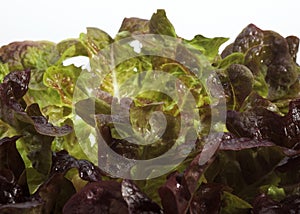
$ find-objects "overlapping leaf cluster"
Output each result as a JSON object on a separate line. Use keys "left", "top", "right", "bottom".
{"left": 0, "top": 9, "right": 300, "bottom": 213}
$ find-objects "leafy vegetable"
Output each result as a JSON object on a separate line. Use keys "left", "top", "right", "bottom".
{"left": 0, "top": 9, "right": 300, "bottom": 213}
{"left": 221, "top": 24, "right": 300, "bottom": 102}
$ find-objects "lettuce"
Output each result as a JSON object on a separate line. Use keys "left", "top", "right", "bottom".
{"left": 0, "top": 9, "right": 300, "bottom": 213}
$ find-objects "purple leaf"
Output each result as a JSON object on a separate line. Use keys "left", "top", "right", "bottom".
{"left": 226, "top": 99, "right": 300, "bottom": 148}
{"left": 63, "top": 181, "right": 128, "bottom": 214}
{"left": 51, "top": 150, "right": 103, "bottom": 182}
{"left": 158, "top": 171, "right": 190, "bottom": 214}
{"left": 189, "top": 183, "right": 226, "bottom": 214}
{"left": 121, "top": 179, "right": 162, "bottom": 214}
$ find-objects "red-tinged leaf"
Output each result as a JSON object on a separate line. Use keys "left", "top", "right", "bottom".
{"left": 51, "top": 150, "right": 103, "bottom": 182}
{"left": 0, "top": 169, "right": 26, "bottom": 204}
{"left": 282, "top": 99, "right": 300, "bottom": 148}
{"left": 3, "top": 69, "right": 31, "bottom": 100}
{"left": 219, "top": 134, "right": 275, "bottom": 151}
{"left": 0, "top": 136, "right": 24, "bottom": 179}
{"left": 121, "top": 179, "right": 162, "bottom": 214}
{"left": 158, "top": 171, "right": 190, "bottom": 214}
{"left": 183, "top": 134, "right": 222, "bottom": 194}
{"left": 252, "top": 193, "right": 300, "bottom": 213}
{"left": 0, "top": 136, "right": 29, "bottom": 204}
{"left": 63, "top": 181, "right": 128, "bottom": 214}
{"left": 226, "top": 99, "right": 300, "bottom": 148}
{"left": 189, "top": 183, "right": 227, "bottom": 214}
{"left": 232, "top": 24, "right": 264, "bottom": 53}
{"left": 34, "top": 174, "right": 76, "bottom": 214}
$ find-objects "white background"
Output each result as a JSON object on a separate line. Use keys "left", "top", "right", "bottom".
{"left": 1, "top": 0, "right": 300, "bottom": 52}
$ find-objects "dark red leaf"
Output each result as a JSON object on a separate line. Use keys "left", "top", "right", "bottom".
{"left": 63, "top": 181, "right": 128, "bottom": 214}
{"left": 232, "top": 24, "right": 264, "bottom": 53}
{"left": 189, "top": 183, "right": 226, "bottom": 214}
{"left": 0, "top": 136, "right": 24, "bottom": 179}
{"left": 121, "top": 179, "right": 162, "bottom": 214}
{"left": 252, "top": 194, "right": 300, "bottom": 214}
{"left": 226, "top": 99, "right": 300, "bottom": 148}
{"left": 34, "top": 174, "right": 76, "bottom": 214}
{"left": 51, "top": 150, "right": 103, "bottom": 182}
{"left": 158, "top": 171, "right": 190, "bottom": 214}
{"left": 0, "top": 169, "right": 26, "bottom": 204}
{"left": 219, "top": 133, "right": 275, "bottom": 151}
{"left": 3, "top": 69, "right": 30, "bottom": 100}
{"left": 252, "top": 193, "right": 282, "bottom": 214}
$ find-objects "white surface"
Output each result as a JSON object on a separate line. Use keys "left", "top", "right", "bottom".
{"left": 1, "top": 0, "right": 300, "bottom": 50}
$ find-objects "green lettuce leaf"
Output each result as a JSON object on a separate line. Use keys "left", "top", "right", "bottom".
{"left": 184, "top": 35, "right": 229, "bottom": 62}
{"left": 79, "top": 27, "right": 113, "bottom": 56}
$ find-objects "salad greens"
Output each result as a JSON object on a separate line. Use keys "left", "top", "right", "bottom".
{"left": 0, "top": 9, "right": 300, "bottom": 213}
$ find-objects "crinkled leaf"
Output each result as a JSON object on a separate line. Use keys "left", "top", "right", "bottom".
{"left": 224, "top": 24, "right": 300, "bottom": 101}
{"left": 232, "top": 24, "right": 264, "bottom": 53}
{"left": 56, "top": 38, "right": 88, "bottom": 58}
{"left": 96, "top": 114, "right": 141, "bottom": 160}
{"left": 265, "top": 185, "right": 286, "bottom": 201}
{"left": 220, "top": 43, "right": 234, "bottom": 58}
{"left": 43, "top": 65, "right": 82, "bottom": 106}
{"left": 0, "top": 69, "right": 30, "bottom": 124}
{"left": 63, "top": 181, "right": 128, "bottom": 214}
{"left": 118, "top": 17, "right": 150, "bottom": 34}
{"left": 3, "top": 69, "right": 31, "bottom": 100}
{"left": 0, "top": 70, "right": 72, "bottom": 176}
{"left": 24, "top": 103, "right": 73, "bottom": 137}
{"left": 50, "top": 150, "right": 102, "bottom": 182}
{"left": 216, "top": 63, "right": 255, "bottom": 110}
{"left": 286, "top": 36, "right": 299, "bottom": 62}
{"left": 281, "top": 99, "right": 300, "bottom": 147}
{"left": 0, "top": 169, "right": 27, "bottom": 204}
{"left": 0, "top": 69, "right": 30, "bottom": 128}
{"left": 184, "top": 35, "right": 229, "bottom": 62}
{"left": 0, "top": 119, "right": 17, "bottom": 139}
{"left": 227, "top": 99, "right": 300, "bottom": 148}
{"left": 226, "top": 107, "right": 284, "bottom": 144}
{"left": 79, "top": 27, "right": 113, "bottom": 55}
{"left": 149, "top": 9, "right": 176, "bottom": 37}
{"left": 94, "top": 95, "right": 181, "bottom": 162}
{"left": 0, "top": 41, "right": 60, "bottom": 99}
{"left": 0, "top": 41, "right": 58, "bottom": 72}
{"left": 121, "top": 179, "right": 162, "bottom": 214}
{"left": 158, "top": 139, "right": 219, "bottom": 214}
{"left": 1, "top": 11, "right": 300, "bottom": 214}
